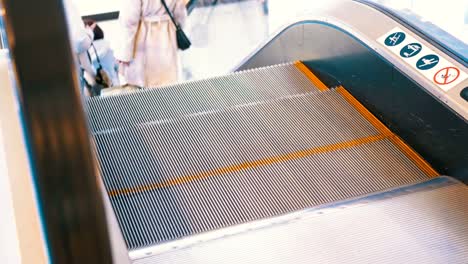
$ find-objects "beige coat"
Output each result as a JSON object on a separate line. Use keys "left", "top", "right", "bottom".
{"left": 116, "top": 0, "right": 187, "bottom": 88}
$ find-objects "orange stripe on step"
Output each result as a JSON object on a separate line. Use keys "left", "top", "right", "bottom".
{"left": 294, "top": 61, "right": 329, "bottom": 91}
{"left": 108, "top": 134, "right": 388, "bottom": 197}
{"left": 336, "top": 86, "right": 438, "bottom": 177}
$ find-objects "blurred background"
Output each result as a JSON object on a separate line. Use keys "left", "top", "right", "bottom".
{"left": 71, "top": 0, "right": 467, "bottom": 81}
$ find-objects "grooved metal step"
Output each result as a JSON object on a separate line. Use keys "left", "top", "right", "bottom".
{"left": 92, "top": 90, "right": 431, "bottom": 250}
{"left": 86, "top": 63, "right": 318, "bottom": 133}
{"left": 131, "top": 177, "right": 468, "bottom": 264}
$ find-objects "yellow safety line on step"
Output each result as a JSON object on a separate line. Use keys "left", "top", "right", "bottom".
{"left": 336, "top": 86, "right": 439, "bottom": 177}
{"left": 108, "top": 134, "right": 389, "bottom": 197}
{"left": 294, "top": 61, "right": 329, "bottom": 91}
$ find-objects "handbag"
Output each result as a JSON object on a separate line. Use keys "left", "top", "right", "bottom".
{"left": 90, "top": 43, "right": 112, "bottom": 88}
{"left": 161, "top": 0, "right": 191, "bottom": 50}
{"left": 82, "top": 43, "right": 112, "bottom": 97}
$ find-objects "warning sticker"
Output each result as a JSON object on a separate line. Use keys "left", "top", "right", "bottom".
{"left": 378, "top": 27, "right": 467, "bottom": 92}
{"left": 433, "top": 67, "right": 460, "bottom": 85}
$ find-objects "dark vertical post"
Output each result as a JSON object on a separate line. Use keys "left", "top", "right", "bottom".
{"left": 0, "top": 0, "right": 113, "bottom": 262}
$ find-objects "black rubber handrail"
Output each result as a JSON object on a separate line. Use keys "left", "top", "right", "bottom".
{"left": 1, "top": 0, "right": 113, "bottom": 262}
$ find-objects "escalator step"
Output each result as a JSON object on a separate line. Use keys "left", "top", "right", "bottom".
{"left": 93, "top": 90, "right": 431, "bottom": 249}
{"left": 133, "top": 177, "right": 468, "bottom": 264}
{"left": 96, "top": 91, "right": 381, "bottom": 189}
{"left": 86, "top": 63, "right": 319, "bottom": 133}
{"left": 109, "top": 139, "right": 429, "bottom": 250}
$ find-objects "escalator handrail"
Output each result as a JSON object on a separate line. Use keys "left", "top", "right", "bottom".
{"left": 1, "top": 0, "right": 114, "bottom": 262}
{"left": 233, "top": 5, "right": 467, "bottom": 73}
{"left": 353, "top": 0, "right": 467, "bottom": 67}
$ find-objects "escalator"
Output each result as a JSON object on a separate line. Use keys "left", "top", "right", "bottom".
{"left": 1, "top": 0, "right": 467, "bottom": 263}
{"left": 84, "top": 62, "right": 466, "bottom": 262}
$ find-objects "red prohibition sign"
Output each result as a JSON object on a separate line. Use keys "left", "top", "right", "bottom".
{"left": 433, "top": 67, "right": 460, "bottom": 85}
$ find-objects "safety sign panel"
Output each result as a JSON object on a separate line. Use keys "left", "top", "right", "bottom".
{"left": 378, "top": 27, "right": 467, "bottom": 92}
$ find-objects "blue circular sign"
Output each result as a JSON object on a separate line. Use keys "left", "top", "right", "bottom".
{"left": 416, "top": 55, "right": 439, "bottom": 70}
{"left": 384, "top": 32, "right": 406, "bottom": 46}
{"left": 400, "top": 43, "right": 422, "bottom": 58}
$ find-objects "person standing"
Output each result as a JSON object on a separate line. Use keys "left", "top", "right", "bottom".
{"left": 116, "top": 0, "right": 187, "bottom": 88}
{"left": 63, "top": 0, "right": 96, "bottom": 94}
{"left": 84, "top": 19, "right": 120, "bottom": 87}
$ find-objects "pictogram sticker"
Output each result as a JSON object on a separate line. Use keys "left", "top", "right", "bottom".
{"left": 400, "top": 43, "right": 422, "bottom": 58}
{"left": 433, "top": 67, "right": 460, "bottom": 85}
{"left": 378, "top": 27, "right": 467, "bottom": 92}
{"left": 384, "top": 32, "right": 406, "bottom": 46}
{"left": 416, "top": 54, "right": 439, "bottom": 70}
